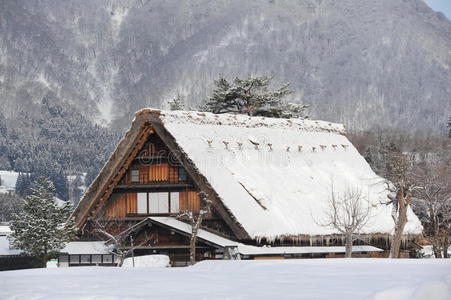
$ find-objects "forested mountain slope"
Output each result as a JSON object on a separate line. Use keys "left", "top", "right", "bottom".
{"left": 1, "top": 0, "right": 450, "bottom": 131}
{"left": 0, "top": 0, "right": 450, "bottom": 197}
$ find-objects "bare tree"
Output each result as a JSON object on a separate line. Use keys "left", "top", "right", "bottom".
{"left": 383, "top": 151, "right": 422, "bottom": 258}
{"left": 414, "top": 162, "right": 451, "bottom": 258}
{"left": 178, "top": 191, "right": 212, "bottom": 265}
{"left": 321, "top": 184, "right": 372, "bottom": 258}
{"left": 93, "top": 218, "right": 152, "bottom": 267}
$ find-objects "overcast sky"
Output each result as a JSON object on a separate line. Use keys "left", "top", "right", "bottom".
{"left": 424, "top": 0, "right": 451, "bottom": 20}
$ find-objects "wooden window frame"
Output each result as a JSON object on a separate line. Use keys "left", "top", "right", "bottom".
{"left": 134, "top": 192, "right": 180, "bottom": 215}
{"left": 130, "top": 169, "right": 140, "bottom": 183}
{"left": 178, "top": 167, "right": 187, "bottom": 182}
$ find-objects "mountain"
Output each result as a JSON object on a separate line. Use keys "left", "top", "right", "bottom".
{"left": 0, "top": 0, "right": 450, "bottom": 199}
{"left": 1, "top": 0, "right": 450, "bottom": 134}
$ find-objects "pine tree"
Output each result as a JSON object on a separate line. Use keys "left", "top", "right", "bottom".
{"left": 15, "top": 172, "right": 32, "bottom": 197}
{"left": 168, "top": 94, "right": 185, "bottom": 110}
{"left": 9, "top": 177, "right": 76, "bottom": 263}
{"left": 202, "top": 75, "right": 308, "bottom": 118}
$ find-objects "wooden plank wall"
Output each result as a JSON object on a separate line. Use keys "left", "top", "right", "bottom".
{"left": 105, "top": 193, "right": 137, "bottom": 218}
{"left": 149, "top": 164, "right": 169, "bottom": 181}
{"left": 179, "top": 191, "right": 200, "bottom": 212}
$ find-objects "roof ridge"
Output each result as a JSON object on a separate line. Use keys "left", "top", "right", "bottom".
{"left": 136, "top": 108, "right": 346, "bottom": 134}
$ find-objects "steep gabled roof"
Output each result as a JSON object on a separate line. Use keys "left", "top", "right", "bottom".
{"left": 74, "top": 109, "right": 423, "bottom": 240}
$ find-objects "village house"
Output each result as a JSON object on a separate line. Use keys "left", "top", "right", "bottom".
{"left": 72, "top": 109, "right": 423, "bottom": 266}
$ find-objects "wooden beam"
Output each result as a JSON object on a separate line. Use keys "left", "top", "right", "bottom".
{"left": 113, "top": 183, "right": 195, "bottom": 193}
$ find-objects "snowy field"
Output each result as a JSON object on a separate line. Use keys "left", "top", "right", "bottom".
{"left": 1, "top": 259, "right": 450, "bottom": 300}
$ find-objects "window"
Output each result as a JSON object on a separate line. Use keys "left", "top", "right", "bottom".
{"left": 178, "top": 168, "right": 187, "bottom": 181}
{"left": 170, "top": 192, "right": 179, "bottom": 213}
{"left": 69, "top": 255, "right": 80, "bottom": 264}
{"left": 149, "top": 192, "right": 169, "bottom": 213}
{"left": 135, "top": 192, "right": 180, "bottom": 214}
{"left": 137, "top": 193, "right": 147, "bottom": 213}
{"left": 131, "top": 170, "right": 140, "bottom": 183}
{"left": 102, "top": 254, "right": 113, "bottom": 264}
{"left": 80, "top": 255, "right": 91, "bottom": 264}
{"left": 91, "top": 255, "right": 102, "bottom": 264}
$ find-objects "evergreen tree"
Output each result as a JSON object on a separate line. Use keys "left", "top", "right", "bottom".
{"left": 15, "top": 173, "right": 32, "bottom": 197}
{"left": 0, "top": 193, "right": 23, "bottom": 222}
{"left": 168, "top": 94, "right": 185, "bottom": 110}
{"left": 202, "top": 75, "right": 308, "bottom": 118}
{"left": 1, "top": 96, "right": 117, "bottom": 199}
{"left": 9, "top": 177, "right": 76, "bottom": 262}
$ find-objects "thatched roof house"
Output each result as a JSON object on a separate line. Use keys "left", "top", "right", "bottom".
{"left": 73, "top": 109, "right": 422, "bottom": 262}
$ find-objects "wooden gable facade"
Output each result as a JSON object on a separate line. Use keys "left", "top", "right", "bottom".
{"left": 103, "top": 133, "right": 201, "bottom": 219}
{"left": 73, "top": 115, "right": 242, "bottom": 265}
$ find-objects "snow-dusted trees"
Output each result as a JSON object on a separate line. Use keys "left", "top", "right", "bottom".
{"left": 202, "top": 75, "right": 308, "bottom": 118}
{"left": 178, "top": 191, "right": 212, "bottom": 265}
{"left": 9, "top": 177, "right": 76, "bottom": 263}
{"left": 0, "top": 193, "right": 23, "bottom": 222}
{"left": 322, "top": 184, "right": 372, "bottom": 258}
{"left": 168, "top": 94, "right": 185, "bottom": 111}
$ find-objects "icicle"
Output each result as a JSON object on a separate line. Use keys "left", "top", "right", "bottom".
{"left": 207, "top": 140, "right": 213, "bottom": 147}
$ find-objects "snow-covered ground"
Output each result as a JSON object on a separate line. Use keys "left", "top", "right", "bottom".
{"left": 421, "top": 245, "right": 451, "bottom": 258}
{"left": 122, "top": 255, "right": 170, "bottom": 268}
{"left": 0, "top": 259, "right": 450, "bottom": 300}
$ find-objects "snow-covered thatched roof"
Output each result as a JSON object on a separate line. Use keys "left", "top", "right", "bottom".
{"left": 155, "top": 110, "right": 422, "bottom": 240}
{"left": 74, "top": 109, "right": 423, "bottom": 241}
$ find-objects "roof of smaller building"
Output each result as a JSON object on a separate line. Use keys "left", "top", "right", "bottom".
{"left": 0, "top": 225, "right": 12, "bottom": 236}
{"left": 60, "top": 241, "right": 109, "bottom": 255}
{"left": 149, "top": 217, "right": 383, "bottom": 255}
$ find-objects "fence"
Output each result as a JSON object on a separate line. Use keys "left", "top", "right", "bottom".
{"left": 0, "top": 255, "right": 44, "bottom": 271}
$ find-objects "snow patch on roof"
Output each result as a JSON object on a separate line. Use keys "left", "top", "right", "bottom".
{"left": 0, "top": 170, "right": 19, "bottom": 192}
{"left": 157, "top": 110, "right": 345, "bottom": 134}
{"left": 0, "top": 225, "right": 12, "bottom": 236}
{"left": 61, "top": 241, "right": 109, "bottom": 255}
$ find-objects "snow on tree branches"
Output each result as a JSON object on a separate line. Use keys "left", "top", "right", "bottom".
{"left": 202, "top": 75, "right": 308, "bottom": 118}
{"left": 168, "top": 94, "right": 185, "bottom": 111}
{"left": 9, "top": 177, "right": 76, "bottom": 261}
